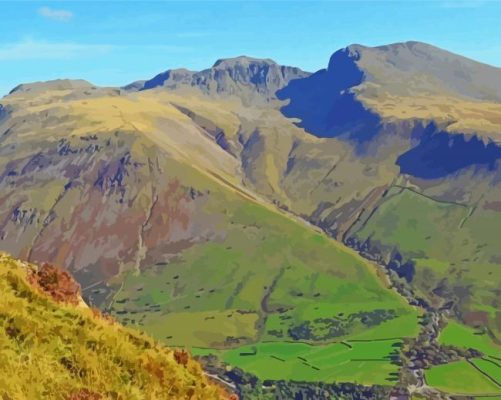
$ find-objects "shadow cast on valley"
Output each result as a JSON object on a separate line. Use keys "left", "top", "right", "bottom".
{"left": 397, "top": 123, "right": 501, "bottom": 179}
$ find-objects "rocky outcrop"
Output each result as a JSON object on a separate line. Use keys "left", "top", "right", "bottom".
{"left": 137, "top": 56, "right": 310, "bottom": 104}
{"left": 28, "top": 262, "right": 82, "bottom": 305}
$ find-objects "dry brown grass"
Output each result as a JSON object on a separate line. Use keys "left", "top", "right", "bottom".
{"left": 0, "top": 252, "right": 230, "bottom": 400}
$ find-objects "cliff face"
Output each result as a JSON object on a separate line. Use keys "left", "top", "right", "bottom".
{"left": 138, "top": 56, "right": 311, "bottom": 104}
{"left": 0, "top": 252, "right": 230, "bottom": 399}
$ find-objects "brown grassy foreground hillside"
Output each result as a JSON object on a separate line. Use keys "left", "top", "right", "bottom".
{"left": 0, "top": 252, "right": 230, "bottom": 400}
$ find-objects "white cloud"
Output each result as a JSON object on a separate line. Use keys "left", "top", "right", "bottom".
{"left": 0, "top": 39, "right": 193, "bottom": 61}
{"left": 0, "top": 39, "right": 114, "bottom": 61}
{"left": 38, "top": 6, "right": 73, "bottom": 22}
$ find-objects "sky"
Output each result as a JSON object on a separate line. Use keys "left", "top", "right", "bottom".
{"left": 1, "top": 0, "right": 501, "bottom": 96}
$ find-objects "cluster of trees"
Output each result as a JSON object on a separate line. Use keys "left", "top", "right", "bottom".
{"left": 286, "top": 309, "right": 397, "bottom": 341}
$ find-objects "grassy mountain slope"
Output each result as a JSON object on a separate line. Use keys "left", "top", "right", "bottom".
{"left": 107, "top": 169, "right": 419, "bottom": 348}
{"left": 0, "top": 78, "right": 420, "bottom": 387}
{"left": 0, "top": 252, "right": 228, "bottom": 399}
{"left": 350, "top": 185, "right": 501, "bottom": 334}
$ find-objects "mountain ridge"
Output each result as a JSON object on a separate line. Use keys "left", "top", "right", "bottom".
{"left": 133, "top": 55, "right": 311, "bottom": 105}
{"left": 9, "top": 79, "right": 95, "bottom": 95}
{"left": 7, "top": 40, "right": 501, "bottom": 104}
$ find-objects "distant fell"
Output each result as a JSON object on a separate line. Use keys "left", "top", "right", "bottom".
{"left": 9, "top": 79, "right": 94, "bottom": 95}
{"left": 278, "top": 40, "right": 501, "bottom": 139}
{"left": 343, "top": 41, "right": 501, "bottom": 101}
{"left": 131, "top": 56, "right": 310, "bottom": 104}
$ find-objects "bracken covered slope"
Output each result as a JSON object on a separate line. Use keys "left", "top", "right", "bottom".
{"left": 0, "top": 252, "right": 229, "bottom": 400}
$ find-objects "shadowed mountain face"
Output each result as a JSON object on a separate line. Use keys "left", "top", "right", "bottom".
{"left": 277, "top": 47, "right": 381, "bottom": 142}
{"left": 1, "top": 41, "right": 501, "bottom": 368}
{"left": 278, "top": 41, "right": 501, "bottom": 143}
{"left": 397, "top": 123, "right": 501, "bottom": 179}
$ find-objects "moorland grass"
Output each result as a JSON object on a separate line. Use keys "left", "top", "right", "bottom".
{"left": 0, "top": 253, "right": 226, "bottom": 399}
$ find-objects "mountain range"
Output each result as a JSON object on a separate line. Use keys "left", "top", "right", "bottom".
{"left": 0, "top": 41, "right": 500, "bottom": 398}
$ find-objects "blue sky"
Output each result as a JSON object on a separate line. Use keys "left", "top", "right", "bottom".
{"left": 1, "top": 0, "right": 500, "bottom": 96}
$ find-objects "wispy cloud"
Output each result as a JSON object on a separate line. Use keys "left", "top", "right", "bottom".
{"left": 0, "top": 39, "right": 113, "bottom": 61}
{"left": 38, "top": 6, "right": 73, "bottom": 22}
{"left": 0, "top": 39, "right": 192, "bottom": 61}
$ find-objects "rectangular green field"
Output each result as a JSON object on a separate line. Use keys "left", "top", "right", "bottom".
{"left": 194, "top": 339, "right": 403, "bottom": 386}
{"left": 425, "top": 360, "right": 501, "bottom": 396}
{"left": 472, "top": 358, "right": 501, "bottom": 386}
{"left": 439, "top": 321, "right": 501, "bottom": 358}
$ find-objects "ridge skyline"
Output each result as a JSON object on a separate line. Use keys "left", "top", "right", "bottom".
{"left": 2, "top": 0, "right": 501, "bottom": 96}
{"left": 5, "top": 40, "right": 501, "bottom": 96}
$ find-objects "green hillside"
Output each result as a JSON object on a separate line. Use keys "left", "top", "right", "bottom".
{"left": 351, "top": 186, "right": 501, "bottom": 337}
{"left": 107, "top": 158, "right": 420, "bottom": 385}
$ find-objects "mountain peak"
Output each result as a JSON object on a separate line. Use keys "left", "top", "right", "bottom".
{"left": 350, "top": 40, "right": 432, "bottom": 51}
{"left": 336, "top": 41, "right": 443, "bottom": 63}
{"left": 326, "top": 41, "right": 501, "bottom": 102}
{"left": 279, "top": 40, "right": 501, "bottom": 141}
{"left": 9, "top": 79, "right": 94, "bottom": 95}
{"left": 137, "top": 56, "right": 310, "bottom": 103}
{"left": 212, "top": 55, "right": 277, "bottom": 68}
